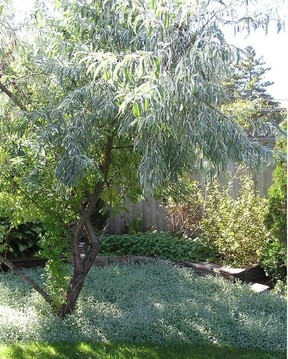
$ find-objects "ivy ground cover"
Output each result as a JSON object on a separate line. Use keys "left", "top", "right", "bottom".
{"left": 0, "top": 261, "right": 286, "bottom": 353}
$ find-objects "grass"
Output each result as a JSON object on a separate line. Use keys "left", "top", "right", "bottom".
{"left": 0, "top": 261, "right": 286, "bottom": 354}
{"left": 0, "top": 342, "right": 285, "bottom": 359}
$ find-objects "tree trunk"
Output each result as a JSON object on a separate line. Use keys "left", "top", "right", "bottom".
{"left": 57, "top": 219, "right": 106, "bottom": 317}
{"left": 57, "top": 247, "right": 98, "bottom": 317}
{"left": 0, "top": 135, "right": 113, "bottom": 318}
{"left": 58, "top": 136, "right": 113, "bottom": 318}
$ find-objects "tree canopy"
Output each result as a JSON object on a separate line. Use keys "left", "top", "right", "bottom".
{"left": 0, "top": 0, "right": 285, "bottom": 317}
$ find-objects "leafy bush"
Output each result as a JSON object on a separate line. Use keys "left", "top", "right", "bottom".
{"left": 261, "top": 124, "right": 287, "bottom": 284}
{"left": 163, "top": 170, "right": 269, "bottom": 267}
{"left": 0, "top": 218, "right": 43, "bottom": 258}
{"left": 0, "top": 262, "right": 286, "bottom": 352}
{"left": 200, "top": 171, "right": 269, "bottom": 266}
{"left": 264, "top": 164, "right": 287, "bottom": 243}
{"left": 100, "top": 232, "right": 217, "bottom": 262}
{"left": 260, "top": 238, "right": 286, "bottom": 283}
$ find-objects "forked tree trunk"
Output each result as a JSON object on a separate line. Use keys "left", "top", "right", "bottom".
{"left": 57, "top": 219, "right": 106, "bottom": 317}
{"left": 57, "top": 244, "right": 100, "bottom": 317}
{"left": 0, "top": 137, "right": 113, "bottom": 318}
{"left": 58, "top": 136, "right": 113, "bottom": 318}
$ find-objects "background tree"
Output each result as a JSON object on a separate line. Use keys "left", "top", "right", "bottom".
{"left": 0, "top": 0, "right": 285, "bottom": 317}
{"left": 222, "top": 45, "right": 285, "bottom": 129}
{"left": 226, "top": 46, "right": 276, "bottom": 103}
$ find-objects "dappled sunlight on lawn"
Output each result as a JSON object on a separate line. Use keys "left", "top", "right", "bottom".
{"left": 0, "top": 261, "right": 286, "bottom": 353}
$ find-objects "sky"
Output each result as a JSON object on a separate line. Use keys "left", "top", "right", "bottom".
{"left": 11, "top": 0, "right": 288, "bottom": 107}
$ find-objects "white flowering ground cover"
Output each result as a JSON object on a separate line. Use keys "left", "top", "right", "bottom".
{"left": 0, "top": 261, "right": 286, "bottom": 353}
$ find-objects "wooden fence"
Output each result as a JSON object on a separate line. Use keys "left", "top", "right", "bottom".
{"left": 108, "top": 137, "right": 276, "bottom": 234}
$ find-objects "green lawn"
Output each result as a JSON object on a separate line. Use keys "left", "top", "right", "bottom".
{"left": 0, "top": 261, "right": 286, "bottom": 355}
{"left": 0, "top": 342, "right": 285, "bottom": 359}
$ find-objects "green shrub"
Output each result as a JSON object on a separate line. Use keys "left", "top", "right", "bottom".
{"left": 261, "top": 124, "right": 287, "bottom": 283}
{"left": 0, "top": 218, "right": 43, "bottom": 258}
{"left": 162, "top": 170, "right": 270, "bottom": 267}
{"left": 265, "top": 149, "right": 287, "bottom": 243}
{"left": 200, "top": 171, "right": 269, "bottom": 267}
{"left": 260, "top": 239, "right": 286, "bottom": 281}
{"left": 100, "top": 232, "right": 217, "bottom": 262}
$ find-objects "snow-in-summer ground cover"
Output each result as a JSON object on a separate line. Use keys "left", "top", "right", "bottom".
{"left": 0, "top": 261, "right": 286, "bottom": 352}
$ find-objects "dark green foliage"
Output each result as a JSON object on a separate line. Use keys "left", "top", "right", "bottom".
{"left": 265, "top": 147, "right": 287, "bottom": 244}
{"left": 261, "top": 124, "right": 287, "bottom": 283}
{"left": 0, "top": 219, "right": 42, "bottom": 258}
{"left": 100, "top": 232, "right": 217, "bottom": 262}
{"left": 260, "top": 239, "right": 286, "bottom": 283}
{"left": 226, "top": 46, "right": 276, "bottom": 104}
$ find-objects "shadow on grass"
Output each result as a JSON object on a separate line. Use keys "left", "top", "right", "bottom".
{"left": 0, "top": 263, "right": 286, "bottom": 352}
{"left": 1, "top": 342, "right": 286, "bottom": 359}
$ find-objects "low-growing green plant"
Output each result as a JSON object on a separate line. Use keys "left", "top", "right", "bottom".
{"left": 0, "top": 341, "right": 286, "bottom": 359}
{"left": 100, "top": 232, "right": 217, "bottom": 262}
{"left": 0, "top": 262, "right": 286, "bottom": 352}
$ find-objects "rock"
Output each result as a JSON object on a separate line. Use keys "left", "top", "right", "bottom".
{"left": 250, "top": 283, "right": 271, "bottom": 293}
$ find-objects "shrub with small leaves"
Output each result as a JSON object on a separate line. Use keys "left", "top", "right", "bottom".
{"left": 201, "top": 171, "right": 269, "bottom": 266}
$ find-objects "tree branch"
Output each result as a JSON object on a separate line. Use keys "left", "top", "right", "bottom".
{"left": 0, "top": 255, "right": 54, "bottom": 306}
{"left": 193, "top": 93, "right": 230, "bottom": 121}
{"left": 112, "top": 145, "right": 134, "bottom": 150}
{"left": 0, "top": 80, "right": 27, "bottom": 111}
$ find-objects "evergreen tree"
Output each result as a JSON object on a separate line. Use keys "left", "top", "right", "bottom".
{"left": 226, "top": 46, "right": 277, "bottom": 105}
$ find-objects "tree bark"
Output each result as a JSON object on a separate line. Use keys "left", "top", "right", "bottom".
{"left": 58, "top": 135, "right": 114, "bottom": 318}
{"left": 0, "top": 80, "right": 27, "bottom": 111}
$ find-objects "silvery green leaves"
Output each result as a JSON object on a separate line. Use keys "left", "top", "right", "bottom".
{"left": 31, "top": 0, "right": 283, "bottom": 193}
{"left": 0, "top": 262, "right": 286, "bottom": 352}
{"left": 66, "top": 0, "right": 281, "bottom": 192}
